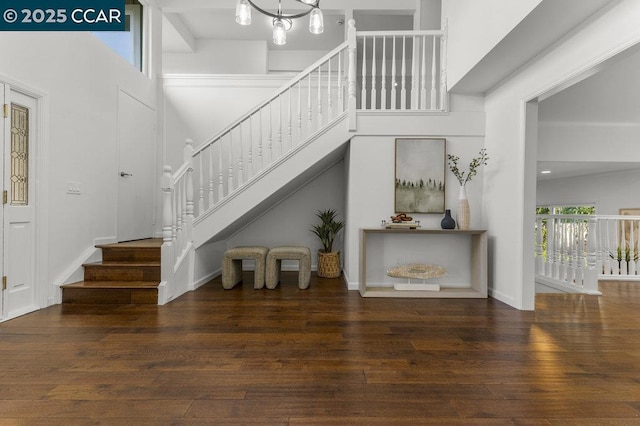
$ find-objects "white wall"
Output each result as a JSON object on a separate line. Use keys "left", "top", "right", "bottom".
{"left": 162, "top": 75, "right": 292, "bottom": 168}
{"left": 163, "top": 40, "right": 268, "bottom": 75}
{"left": 0, "top": 31, "right": 157, "bottom": 304}
{"left": 226, "top": 160, "right": 346, "bottom": 271}
{"left": 343, "top": 109, "right": 486, "bottom": 289}
{"left": 442, "top": 0, "right": 542, "bottom": 89}
{"left": 483, "top": 0, "right": 640, "bottom": 310}
{"left": 537, "top": 169, "right": 640, "bottom": 215}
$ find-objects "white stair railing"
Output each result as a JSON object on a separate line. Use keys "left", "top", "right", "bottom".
{"left": 356, "top": 27, "right": 447, "bottom": 111}
{"left": 535, "top": 214, "right": 599, "bottom": 294}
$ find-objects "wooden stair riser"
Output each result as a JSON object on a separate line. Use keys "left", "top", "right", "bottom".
{"left": 100, "top": 247, "right": 161, "bottom": 263}
{"left": 83, "top": 264, "right": 160, "bottom": 282}
{"left": 62, "top": 287, "right": 158, "bottom": 304}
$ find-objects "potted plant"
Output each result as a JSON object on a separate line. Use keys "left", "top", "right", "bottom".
{"left": 311, "top": 209, "right": 345, "bottom": 278}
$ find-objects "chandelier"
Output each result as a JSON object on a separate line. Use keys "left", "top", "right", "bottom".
{"left": 235, "top": 0, "right": 324, "bottom": 46}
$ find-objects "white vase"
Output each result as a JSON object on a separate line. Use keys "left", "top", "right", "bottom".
{"left": 457, "top": 185, "right": 470, "bottom": 230}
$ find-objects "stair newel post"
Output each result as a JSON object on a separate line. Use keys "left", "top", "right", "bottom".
{"left": 184, "top": 139, "right": 195, "bottom": 221}
{"left": 440, "top": 19, "right": 448, "bottom": 111}
{"left": 161, "top": 165, "right": 174, "bottom": 245}
{"left": 584, "top": 217, "right": 599, "bottom": 294}
{"left": 161, "top": 165, "right": 175, "bottom": 283}
{"left": 347, "top": 19, "right": 357, "bottom": 131}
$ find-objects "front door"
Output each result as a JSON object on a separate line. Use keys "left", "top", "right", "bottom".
{"left": 1, "top": 85, "right": 38, "bottom": 321}
{"left": 116, "top": 90, "right": 156, "bottom": 242}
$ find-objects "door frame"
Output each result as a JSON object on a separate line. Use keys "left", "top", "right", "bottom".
{"left": 0, "top": 76, "right": 49, "bottom": 320}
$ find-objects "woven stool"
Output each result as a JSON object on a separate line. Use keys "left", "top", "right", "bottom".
{"left": 266, "top": 246, "right": 311, "bottom": 290}
{"left": 222, "top": 246, "right": 269, "bottom": 290}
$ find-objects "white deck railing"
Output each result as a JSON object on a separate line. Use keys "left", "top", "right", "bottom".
{"left": 159, "top": 20, "right": 449, "bottom": 300}
{"left": 597, "top": 215, "right": 640, "bottom": 279}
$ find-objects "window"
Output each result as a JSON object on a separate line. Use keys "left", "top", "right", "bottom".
{"left": 92, "top": 1, "right": 143, "bottom": 71}
{"left": 536, "top": 205, "right": 595, "bottom": 215}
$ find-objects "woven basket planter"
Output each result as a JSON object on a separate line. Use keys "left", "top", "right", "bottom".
{"left": 317, "top": 251, "right": 341, "bottom": 278}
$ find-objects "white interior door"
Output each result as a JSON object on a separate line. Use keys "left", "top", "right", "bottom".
{"left": 2, "top": 86, "right": 38, "bottom": 321}
{"left": 117, "top": 90, "right": 156, "bottom": 242}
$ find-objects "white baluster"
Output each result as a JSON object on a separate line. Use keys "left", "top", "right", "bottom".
{"left": 371, "top": 37, "right": 377, "bottom": 110}
{"left": 175, "top": 181, "right": 182, "bottom": 248}
{"left": 327, "top": 57, "right": 333, "bottom": 120}
{"left": 603, "top": 218, "right": 612, "bottom": 275}
{"left": 247, "top": 115, "right": 253, "bottom": 179}
{"left": 258, "top": 108, "right": 264, "bottom": 171}
{"left": 421, "top": 35, "right": 427, "bottom": 110}
{"left": 632, "top": 219, "right": 638, "bottom": 275}
{"left": 381, "top": 36, "right": 387, "bottom": 110}
{"left": 401, "top": 36, "right": 407, "bottom": 110}
{"left": 277, "top": 95, "right": 283, "bottom": 158}
{"left": 288, "top": 89, "right": 293, "bottom": 151}
{"left": 391, "top": 36, "right": 397, "bottom": 110}
{"left": 361, "top": 37, "right": 367, "bottom": 109}
{"left": 567, "top": 221, "right": 576, "bottom": 285}
{"left": 307, "top": 74, "right": 313, "bottom": 135}
{"left": 198, "top": 153, "right": 204, "bottom": 216}
{"left": 237, "top": 123, "right": 244, "bottom": 187}
{"left": 621, "top": 217, "right": 628, "bottom": 275}
{"left": 228, "top": 131, "right": 234, "bottom": 192}
{"left": 317, "top": 66, "right": 322, "bottom": 129}
{"left": 208, "top": 145, "right": 214, "bottom": 208}
{"left": 411, "top": 35, "right": 418, "bottom": 109}
{"left": 268, "top": 102, "right": 273, "bottom": 164}
{"left": 430, "top": 36, "right": 438, "bottom": 109}
{"left": 217, "top": 139, "right": 224, "bottom": 201}
{"left": 338, "top": 51, "right": 344, "bottom": 113}
{"left": 297, "top": 81, "right": 303, "bottom": 143}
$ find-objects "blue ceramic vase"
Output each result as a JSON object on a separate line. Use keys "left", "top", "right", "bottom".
{"left": 441, "top": 209, "right": 456, "bottom": 229}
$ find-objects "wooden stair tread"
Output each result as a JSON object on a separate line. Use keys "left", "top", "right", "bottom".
{"left": 83, "top": 261, "right": 160, "bottom": 267}
{"left": 63, "top": 280, "right": 160, "bottom": 289}
{"left": 96, "top": 239, "right": 162, "bottom": 249}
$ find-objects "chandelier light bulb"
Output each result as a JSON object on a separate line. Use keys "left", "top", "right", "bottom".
{"left": 235, "top": 0, "right": 251, "bottom": 25}
{"left": 309, "top": 8, "right": 324, "bottom": 34}
{"left": 300, "top": 0, "right": 317, "bottom": 4}
{"left": 273, "top": 19, "right": 287, "bottom": 45}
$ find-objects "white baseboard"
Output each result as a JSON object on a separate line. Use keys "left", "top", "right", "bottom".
{"left": 193, "top": 269, "right": 220, "bottom": 290}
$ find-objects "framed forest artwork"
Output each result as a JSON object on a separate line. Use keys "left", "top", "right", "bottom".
{"left": 394, "top": 138, "right": 445, "bottom": 213}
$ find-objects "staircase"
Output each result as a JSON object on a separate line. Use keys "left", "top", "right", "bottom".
{"left": 158, "top": 21, "right": 449, "bottom": 304}
{"left": 61, "top": 239, "right": 162, "bottom": 304}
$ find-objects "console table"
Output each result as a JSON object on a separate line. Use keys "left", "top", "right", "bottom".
{"left": 359, "top": 228, "right": 487, "bottom": 298}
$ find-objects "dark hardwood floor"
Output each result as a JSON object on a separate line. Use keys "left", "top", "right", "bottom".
{"left": 2, "top": 274, "right": 640, "bottom": 424}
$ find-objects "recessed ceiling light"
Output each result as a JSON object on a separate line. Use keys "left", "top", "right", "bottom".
{"left": 540, "top": 170, "right": 551, "bottom": 174}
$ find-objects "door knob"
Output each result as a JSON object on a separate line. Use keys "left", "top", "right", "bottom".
{"left": 120, "top": 172, "right": 133, "bottom": 177}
